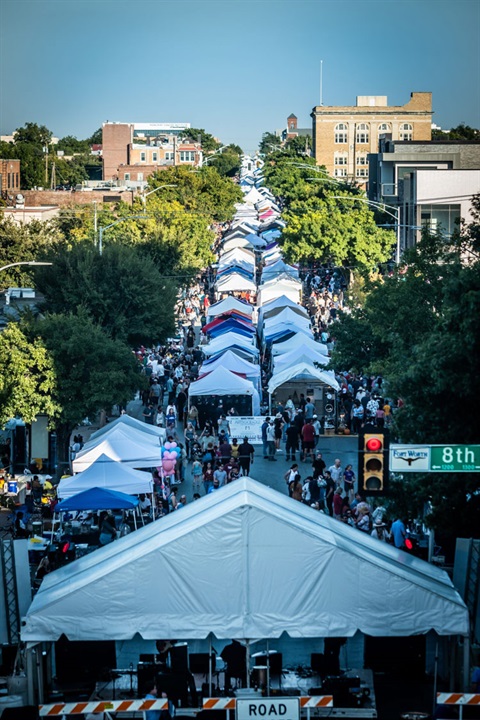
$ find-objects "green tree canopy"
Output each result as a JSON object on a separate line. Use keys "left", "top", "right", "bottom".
{"left": 432, "top": 122, "right": 479, "bottom": 141}
{"left": 34, "top": 243, "right": 177, "bottom": 346}
{"left": 281, "top": 195, "right": 395, "bottom": 269}
{"left": 22, "top": 311, "right": 144, "bottom": 466}
{"left": 0, "top": 323, "right": 59, "bottom": 428}
{"left": 0, "top": 216, "right": 61, "bottom": 288}
{"left": 56, "top": 135, "right": 91, "bottom": 155}
{"left": 259, "top": 131, "right": 282, "bottom": 155}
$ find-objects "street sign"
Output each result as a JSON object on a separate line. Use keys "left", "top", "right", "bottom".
{"left": 430, "top": 445, "right": 480, "bottom": 472}
{"left": 390, "top": 444, "right": 480, "bottom": 473}
{"left": 390, "top": 445, "right": 431, "bottom": 472}
{"left": 237, "top": 698, "right": 299, "bottom": 720}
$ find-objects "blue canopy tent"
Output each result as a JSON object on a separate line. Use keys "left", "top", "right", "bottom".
{"left": 56, "top": 487, "right": 140, "bottom": 512}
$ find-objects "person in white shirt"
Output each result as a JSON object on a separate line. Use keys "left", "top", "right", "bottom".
{"left": 328, "top": 459, "right": 343, "bottom": 487}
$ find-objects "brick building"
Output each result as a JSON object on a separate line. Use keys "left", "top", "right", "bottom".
{"left": 311, "top": 92, "right": 432, "bottom": 183}
{"left": 102, "top": 122, "right": 203, "bottom": 184}
{"left": 0, "top": 159, "right": 21, "bottom": 195}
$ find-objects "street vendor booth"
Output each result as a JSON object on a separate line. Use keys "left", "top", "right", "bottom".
{"left": 59, "top": 454, "right": 153, "bottom": 499}
{"left": 188, "top": 365, "right": 261, "bottom": 421}
{"left": 257, "top": 275, "right": 302, "bottom": 306}
{"left": 207, "top": 296, "right": 253, "bottom": 319}
{"left": 72, "top": 426, "right": 162, "bottom": 472}
{"left": 267, "top": 362, "right": 340, "bottom": 413}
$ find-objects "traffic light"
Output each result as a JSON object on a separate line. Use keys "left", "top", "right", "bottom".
{"left": 358, "top": 425, "right": 389, "bottom": 495}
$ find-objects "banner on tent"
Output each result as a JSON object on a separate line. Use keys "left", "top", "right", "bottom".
{"left": 229, "top": 417, "right": 264, "bottom": 444}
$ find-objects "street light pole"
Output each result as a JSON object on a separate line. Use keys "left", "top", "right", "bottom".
{"left": 141, "top": 183, "right": 178, "bottom": 209}
{"left": 97, "top": 215, "right": 147, "bottom": 255}
{"left": 0, "top": 261, "right": 53, "bottom": 273}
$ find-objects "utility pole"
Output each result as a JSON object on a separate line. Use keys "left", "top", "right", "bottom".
{"left": 50, "top": 162, "right": 56, "bottom": 190}
{"left": 93, "top": 201, "right": 98, "bottom": 247}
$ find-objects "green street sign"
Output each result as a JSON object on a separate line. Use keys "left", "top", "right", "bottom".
{"left": 430, "top": 445, "right": 480, "bottom": 472}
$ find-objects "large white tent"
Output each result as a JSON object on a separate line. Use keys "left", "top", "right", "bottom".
{"left": 258, "top": 295, "right": 305, "bottom": 322}
{"left": 201, "top": 331, "right": 257, "bottom": 356}
{"left": 72, "top": 425, "right": 163, "bottom": 472}
{"left": 188, "top": 366, "right": 260, "bottom": 414}
{"left": 58, "top": 454, "right": 153, "bottom": 499}
{"left": 22, "top": 478, "right": 469, "bottom": 642}
{"left": 263, "top": 306, "right": 311, "bottom": 332}
{"left": 268, "top": 362, "right": 339, "bottom": 394}
{"left": 81, "top": 422, "right": 163, "bottom": 453}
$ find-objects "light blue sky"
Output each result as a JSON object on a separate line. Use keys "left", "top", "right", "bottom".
{"left": 1, "top": 0, "right": 479, "bottom": 153}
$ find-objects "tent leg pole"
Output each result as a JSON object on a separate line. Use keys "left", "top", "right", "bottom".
{"left": 462, "top": 634, "right": 470, "bottom": 692}
{"left": 208, "top": 635, "right": 213, "bottom": 697}
{"left": 246, "top": 640, "right": 250, "bottom": 688}
{"left": 26, "top": 647, "right": 36, "bottom": 706}
{"left": 432, "top": 639, "right": 438, "bottom": 719}
{"left": 266, "top": 639, "right": 270, "bottom": 696}
{"left": 36, "top": 646, "right": 44, "bottom": 704}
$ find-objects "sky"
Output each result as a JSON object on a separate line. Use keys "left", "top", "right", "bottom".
{"left": 1, "top": 0, "right": 479, "bottom": 153}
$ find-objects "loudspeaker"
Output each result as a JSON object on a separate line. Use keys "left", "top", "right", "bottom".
{"left": 252, "top": 652, "right": 282, "bottom": 675}
{"left": 137, "top": 663, "right": 157, "bottom": 696}
{"left": 55, "top": 637, "right": 116, "bottom": 684}
{"left": 311, "top": 653, "right": 326, "bottom": 676}
{"left": 190, "top": 652, "right": 214, "bottom": 674}
{"left": 170, "top": 643, "right": 189, "bottom": 673}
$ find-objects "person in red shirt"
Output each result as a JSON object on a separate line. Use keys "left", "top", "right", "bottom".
{"left": 301, "top": 420, "right": 315, "bottom": 462}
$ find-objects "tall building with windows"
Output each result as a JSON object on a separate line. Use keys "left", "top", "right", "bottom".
{"left": 102, "top": 122, "right": 202, "bottom": 184}
{"left": 310, "top": 92, "right": 432, "bottom": 183}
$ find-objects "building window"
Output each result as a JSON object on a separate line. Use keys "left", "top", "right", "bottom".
{"left": 399, "top": 123, "right": 413, "bottom": 141}
{"left": 356, "top": 155, "right": 368, "bottom": 165}
{"left": 16, "top": 173, "right": 19, "bottom": 187}
{"left": 124, "top": 173, "right": 130, "bottom": 181}
{"left": 140, "top": 152, "right": 146, "bottom": 162}
{"left": 137, "top": 173, "right": 143, "bottom": 182}
{"left": 356, "top": 123, "right": 369, "bottom": 144}
{"left": 356, "top": 168, "right": 368, "bottom": 177}
{"left": 334, "top": 123, "right": 348, "bottom": 144}
{"left": 334, "top": 168, "right": 347, "bottom": 177}
{"left": 378, "top": 123, "right": 391, "bottom": 133}
{"left": 334, "top": 154, "right": 348, "bottom": 166}
{"left": 180, "top": 151, "right": 195, "bottom": 162}
{"left": 165, "top": 152, "right": 174, "bottom": 160}
{"left": 152, "top": 152, "right": 158, "bottom": 162}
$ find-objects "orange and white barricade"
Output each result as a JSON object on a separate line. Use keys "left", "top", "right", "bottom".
{"left": 437, "top": 693, "right": 480, "bottom": 719}
{"left": 299, "top": 696, "right": 334, "bottom": 707}
{"left": 39, "top": 698, "right": 169, "bottom": 716}
{"left": 203, "top": 698, "right": 238, "bottom": 710}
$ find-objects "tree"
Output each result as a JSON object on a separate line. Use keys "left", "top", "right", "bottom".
{"left": 329, "top": 228, "right": 480, "bottom": 542}
{"left": 182, "top": 128, "right": 221, "bottom": 153}
{"left": 285, "top": 134, "right": 312, "bottom": 155}
{"left": 34, "top": 243, "right": 177, "bottom": 346}
{"left": 0, "top": 216, "right": 60, "bottom": 288}
{"left": 23, "top": 311, "right": 144, "bottom": 468}
{"left": 208, "top": 145, "right": 243, "bottom": 178}
{"left": 56, "top": 135, "right": 91, "bottom": 155}
{"left": 281, "top": 195, "right": 395, "bottom": 269}
{"left": 88, "top": 127, "right": 103, "bottom": 145}
{"left": 261, "top": 151, "right": 325, "bottom": 206}
{"left": 259, "top": 131, "right": 281, "bottom": 155}
{"left": 0, "top": 323, "right": 59, "bottom": 428}
{"left": 0, "top": 123, "right": 54, "bottom": 189}
{"left": 432, "top": 122, "right": 479, "bottom": 142}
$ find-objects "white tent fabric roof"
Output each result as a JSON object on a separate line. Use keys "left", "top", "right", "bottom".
{"left": 22, "top": 477, "right": 469, "bottom": 642}
{"left": 215, "top": 273, "right": 256, "bottom": 292}
{"left": 273, "top": 345, "right": 329, "bottom": 370}
{"left": 268, "top": 362, "right": 339, "bottom": 393}
{"left": 272, "top": 334, "right": 328, "bottom": 357}
{"left": 261, "top": 304, "right": 308, "bottom": 322}
{"left": 221, "top": 237, "right": 255, "bottom": 253}
{"left": 258, "top": 294, "right": 305, "bottom": 320}
{"left": 81, "top": 422, "right": 163, "bottom": 453}
{"left": 263, "top": 307, "right": 310, "bottom": 331}
{"left": 257, "top": 277, "right": 302, "bottom": 306}
{"left": 72, "top": 425, "right": 162, "bottom": 472}
{"left": 207, "top": 297, "right": 253, "bottom": 318}
{"left": 58, "top": 454, "right": 153, "bottom": 499}
{"left": 201, "top": 349, "right": 260, "bottom": 378}
{"left": 189, "top": 365, "right": 257, "bottom": 397}
{"left": 88, "top": 415, "right": 165, "bottom": 443}
{"left": 262, "top": 260, "right": 299, "bottom": 281}
{"left": 202, "top": 335, "right": 259, "bottom": 358}
{"left": 189, "top": 366, "right": 260, "bottom": 414}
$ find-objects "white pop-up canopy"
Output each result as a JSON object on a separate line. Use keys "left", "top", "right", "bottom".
{"left": 207, "top": 297, "right": 253, "bottom": 319}
{"left": 88, "top": 415, "right": 166, "bottom": 444}
{"left": 257, "top": 276, "right": 302, "bottom": 306}
{"left": 258, "top": 295, "right": 305, "bottom": 321}
{"left": 72, "top": 425, "right": 162, "bottom": 472}
{"left": 262, "top": 306, "right": 311, "bottom": 332}
{"left": 188, "top": 366, "right": 260, "bottom": 415}
{"left": 273, "top": 346, "right": 329, "bottom": 371}
{"left": 216, "top": 272, "right": 256, "bottom": 293}
{"left": 222, "top": 236, "right": 255, "bottom": 253}
{"left": 22, "top": 478, "right": 469, "bottom": 642}
{"left": 81, "top": 422, "right": 162, "bottom": 453}
{"left": 271, "top": 333, "right": 328, "bottom": 357}
{"left": 201, "top": 349, "right": 260, "bottom": 380}
{"left": 58, "top": 454, "right": 153, "bottom": 499}
{"left": 268, "top": 362, "right": 340, "bottom": 394}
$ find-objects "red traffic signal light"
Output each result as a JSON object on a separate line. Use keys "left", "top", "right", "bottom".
{"left": 358, "top": 426, "right": 389, "bottom": 495}
{"left": 365, "top": 437, "right": 382, "bottom": 452}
